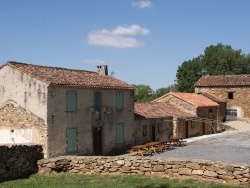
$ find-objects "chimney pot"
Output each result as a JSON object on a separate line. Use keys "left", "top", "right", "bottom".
{"left": 97, "top": 65, "right": 108, "bottom": 76}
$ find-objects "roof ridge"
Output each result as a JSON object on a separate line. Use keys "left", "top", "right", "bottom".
{"left": 7, "top": 61, "right": 96, "bottom": 74}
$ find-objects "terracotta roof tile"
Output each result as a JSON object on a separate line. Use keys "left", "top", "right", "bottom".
{"left": 199, "top": 92, "right": 228, "bottom": 103}
{"left": 134, "top": 102, "right": 195, "bottom": 119}
{"left": 153, "top": 92, "right": 219, "bottom": 107}
{"left": 3, "top": 61, "right": 134, "bottom": 90}
{"left": 195, "top": 75, "right": 250, "bottom": 87}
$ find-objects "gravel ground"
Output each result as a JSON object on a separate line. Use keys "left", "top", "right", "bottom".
{"left": 153, "top": 121, "right": 250, "bottom": 165}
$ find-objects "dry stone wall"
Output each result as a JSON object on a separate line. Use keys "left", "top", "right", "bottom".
{"left": 0, "top": 144, "right": 43, "bottom": 181}
{"left": 38, "top": 156, "right": 250, "bottom": 186}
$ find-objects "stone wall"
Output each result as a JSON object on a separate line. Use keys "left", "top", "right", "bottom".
{"left": 0, "top": 144, "right": 44, "bottom": 181}
{"left": 0, "top": 103, "right": 47, "bottom": 157}
{"left": 195, "top": 86, "right": 250, "bottom": 119}
{"left": 38, "top": 156, "right": 250, "bottom": 186}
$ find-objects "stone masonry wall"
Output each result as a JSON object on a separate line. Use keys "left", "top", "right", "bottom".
{"left": 0, "top": 144, "right": 43, "bottom": 181}
{"left": 38, "top": 156, "right": 250, "bottom": 186}
{"left": 0, "top": 103, "right": 47, "bottom": 157}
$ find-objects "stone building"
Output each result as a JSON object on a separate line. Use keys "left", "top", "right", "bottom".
{"left": 0, "top": 61, "right": 135, "bottom": 158}
{"left": 152, "top": 92, "right": 225, "bottom": 138}
{"left": 195, "top": 74, "right": 250, "bottom": 120}
{"left": 134, "top": 102, "right": 195, "bottom": 140}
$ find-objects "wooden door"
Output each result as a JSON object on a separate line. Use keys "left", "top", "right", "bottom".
{"left": 185, "top": 121, "right": 189, "bottom": 138}
{"left": 151, "top": 125, "right": 156, "bottom": 142}
{"left": 67, "top": 128, "right": 77, "bottom": 153}
{"left": 93, "top": 127, "right": 102, "bottom": 155}
{"left": 202, "top": 122, "right": 206, "bottom": 135}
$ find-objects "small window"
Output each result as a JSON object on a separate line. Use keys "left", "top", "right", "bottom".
{"left": 116, "top": 123, "right": 124, "bottom": 143}
{"left": 228, "top": 92, "right": 234, "bottom": 99}
{"left": 143, "top": 125, "right": 148, "bottom": 136}
{"left": 116, "top": 92, "right": 124, "bottom": 110}
{"left": 67, "top": 91, "right": 77, "bottom": 111}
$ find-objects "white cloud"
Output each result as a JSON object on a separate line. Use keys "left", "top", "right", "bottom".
{"left": 132, "top": 0, "right": 152, "bottom": 9}
{"left": 87, "top": 24, "right": 149, "bottom": 48}
{"left": 84, "top": 59, "right": 106, "bottom": 65}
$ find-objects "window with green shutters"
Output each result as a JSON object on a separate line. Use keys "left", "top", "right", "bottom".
{"left": 116, "top": 123, "right": 124, "bottom": 143}
{"left": 67, "top": 128, "right": 77, "bottom": 153}
{"left": 116, "top": 92, "right": 124, "bottom": 110}
{"left": 67, "top": 91, "right": 77, "bottom": 111}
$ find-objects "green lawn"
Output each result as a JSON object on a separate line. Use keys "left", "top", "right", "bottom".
{"left": 0, "top": 174, "right": 242, "bottom": 188}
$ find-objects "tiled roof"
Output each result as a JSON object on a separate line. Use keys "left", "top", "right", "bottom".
{"left": 134, "top": 102, "right": 195, "bottom": 119}
{"left": 199, "top": 92, "right": 228, "bottom": 103}
{"left": 195, "top": 75, "right": 250, "bottom": 87}
{"left": 2, "top": 61, "right": 134, "bottom": 90}
{"left": 154, "top": 92, "right": 219, "bottom": 107}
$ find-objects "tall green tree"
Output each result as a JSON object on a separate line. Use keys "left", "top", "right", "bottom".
{"left": 176, "top": 56, "right": 205, "bottom": 92}
{"left": 154, "top": 84, "right": 178, "bottom": 98}
{"left": 176, "top": 43, "right": 250, "bottom": 92}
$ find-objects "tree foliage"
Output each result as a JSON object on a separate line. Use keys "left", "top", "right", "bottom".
{"left": 176, "top": 43, "right": 250, "bottom": 92}
{"left": 133, "top": 84, "right": 178, "bottom": 102}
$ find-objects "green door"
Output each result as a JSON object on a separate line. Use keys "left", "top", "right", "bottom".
{"left": 67, "top": 128, "right": 77, "bottom": 153}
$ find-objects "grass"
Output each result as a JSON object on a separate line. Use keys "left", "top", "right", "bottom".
{"left": 0, "top": 174, "right": 242, "bottom": 188}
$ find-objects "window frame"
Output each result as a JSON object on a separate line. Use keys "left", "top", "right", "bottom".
{"left": 116, "top": 92, "right": 124, "bottom": 110}
{"left": 116, "top": 123, "right": 124, "bottom": 143}
{"left": 142, "top": 125, "right": 148, "bottom": 136}
{"left": 66, "top": 90, "right": 77, "bottom": 112}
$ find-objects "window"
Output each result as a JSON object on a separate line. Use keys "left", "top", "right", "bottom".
{"left": 93, "top": 92, "right": 101, "bottom": 121}
{"left": 116, "top": 123, "right": 124, "bottom": 143}
{"left": 116, "top": 92, "right": 124, "bottom": 110}
{"left": 228, "top": 92, "right": 234, "bottom": 99}
{"left": 143, "top": 125, "right": 148, "bottom": 136}
{"left": 67, "top": 128, "right": 77, "bottom": 153}
{"left": 67, "top": 91, "right": 77, "bottom": 111}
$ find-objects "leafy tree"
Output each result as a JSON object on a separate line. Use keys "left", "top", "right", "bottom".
{"left": 133, "top": 84, "right": 155, "bottom": 102}
{"left": 176, "top": 56, "right": 205, "bottom": 92}
{"left": 176, "top": 43, "right": 250, "bottom": 92}
{"left": 154, "top": 84, "right": 178, "bottom": 98}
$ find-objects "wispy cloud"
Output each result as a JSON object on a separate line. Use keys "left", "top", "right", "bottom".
{"left": 132, "top": 0, "right": 152, "bottom": 9}
{"left": 84, "top": 59, "right": 106, "bottom": 65}
{"left": 87, "top": 24, "right": 149, "bottom": 48}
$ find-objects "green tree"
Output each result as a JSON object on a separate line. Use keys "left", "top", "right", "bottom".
{"left": 176, "top": 56, "right": 205, "bottom": 92}
{"left": 154, "top": 84, "right": 178, "bottom": 98}
{"left": 176, "top": 43, "right": 250, "bottom": 92}
{"left": 133, "top": 84, "right": 155, "bottom": 102}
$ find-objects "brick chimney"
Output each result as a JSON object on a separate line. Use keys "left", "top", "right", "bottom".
{"left": 97, "top": 65, "right": 108, "bottom": 76}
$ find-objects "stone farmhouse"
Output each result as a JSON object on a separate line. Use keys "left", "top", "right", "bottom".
{"left": 134, "top": 102, "right": 195, "bottom": 142}
{"left": 152, "top": 92, "right": 227, "bottom": 138}
{"left": 0, "top": 61, "right": 135, "bottom": 158}
{"left": 195, "top": 74, "right": 250, "bottom": 120}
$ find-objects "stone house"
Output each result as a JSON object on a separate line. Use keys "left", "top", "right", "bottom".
{"left": 0, "top": 61, "right": 135, "bottom": 158}
{"left": 134, "top": 102, "right": 196, "bottom": 140}
{"left": 195, "top": 74, "right": 250, "bottom": 120}
{"left": 152, "top": 92, "right": 225, "bottom": 138}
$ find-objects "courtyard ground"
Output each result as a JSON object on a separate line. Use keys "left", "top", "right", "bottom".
{"left": 153, "top": 121, "right": 250, "bottom": 165}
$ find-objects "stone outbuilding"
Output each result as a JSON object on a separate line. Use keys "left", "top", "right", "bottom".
{"left": 0, "top": 61, "right": 135, "bottom": 158}
{"left": 195, "top": 74, "right": 250, "bottom": 120}
{"left": 152, "top": 92, "right": 225, "bottom": 138}
{"left": 134, "top": 102, "right": 196, "bottom": 140}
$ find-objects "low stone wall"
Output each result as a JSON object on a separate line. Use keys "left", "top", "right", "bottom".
{"left": 0, "top": 144, "right": 44, "bottom": 181}
{"left": 38, "top": 156, "right": 250, "bottom": 186}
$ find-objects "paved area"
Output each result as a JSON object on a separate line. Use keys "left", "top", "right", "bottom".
{"left": 153, "top": 121, "right": 250, "bottom": 165}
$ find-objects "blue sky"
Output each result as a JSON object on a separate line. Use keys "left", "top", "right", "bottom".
{"left": 1, "top": 0, "right": 250, "bottom": 90}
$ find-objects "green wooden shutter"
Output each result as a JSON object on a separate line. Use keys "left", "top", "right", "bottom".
{"left": 67, "top": 91, "right": 77, "bottom": 111}
{"left": 116, "top": 123, "right": 124, "bottom": 143}
{"left": 67, "top": 128, "right": 77, "bottom": 152}
{"left": 116, "top": 92, "right": 123, "bottom": 109}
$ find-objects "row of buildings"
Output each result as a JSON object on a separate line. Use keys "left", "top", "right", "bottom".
{"left": 0, "top": 61, "right": 248, "bottom": 158}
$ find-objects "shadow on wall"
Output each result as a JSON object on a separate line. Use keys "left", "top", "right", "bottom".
{"left": 0, "top": 144, "right": 44, "bottom": 183}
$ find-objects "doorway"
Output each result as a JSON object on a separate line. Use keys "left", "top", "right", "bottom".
{"left": 185, "top": 121, "right": 189, "bottom": 138}
{"left": 151, "top": 125, "right": 156, "bottom": 142}
{"left": 93, "top": 127, "right": 102, "bottom": 155}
